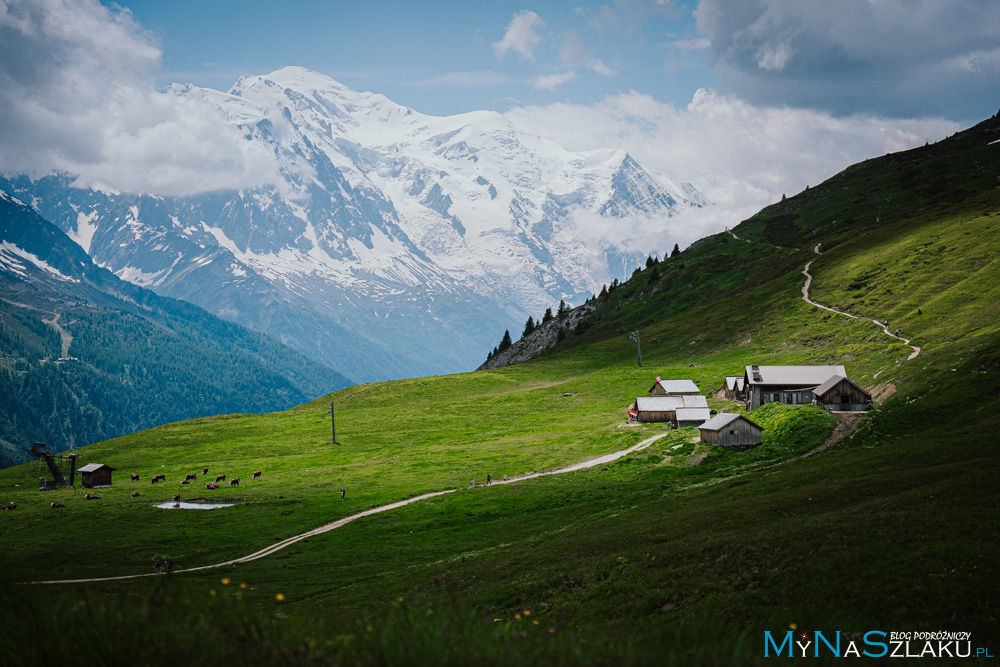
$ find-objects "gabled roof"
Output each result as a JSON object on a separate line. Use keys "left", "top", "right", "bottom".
{"left": 78, "top": 463, "right": 115, "bottom": 473}
{"left": 813, "top": 374, "right": 871, "bottom": 399}
{"left": 698, "top": 412, "right": 762, "bottom": 432}
{"left": 649, "top": 378, "right": 700, "bottom": 394}
{"left": 636, "top": 395, "right": 707, "bottom": 412}
{"left": 725, "top": 376, "right": 745, "bottom": 391}
{"left": 675, "top": 408, "right": 711, "bottom": 424}
{"left": 744, "top": 365, "right": 846, "bottom": 387}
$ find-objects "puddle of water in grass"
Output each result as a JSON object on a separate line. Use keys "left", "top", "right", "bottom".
{"left": 156, "top": 502, "right": 234, "bottom": 510}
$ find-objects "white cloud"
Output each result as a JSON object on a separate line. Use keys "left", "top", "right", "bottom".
{"left": 588, "top": 59, "right": 615, "bottom": 77}
{"left": 671, "top": 37, "right": 711, "bottom": 50}
{"left": 507, "top": 89, "right": 958, "bottom": 249}
{"left": 0, "top": 0, "right": 282, "bottom": 196}
{"left": 493, "top": 10, "right": 546, "bottom": 61}
{"left": 755, "top": 42, "right": 792, "bottom": 71}
{"left": 534, "top": 71, "right": 578, "bottom": 91}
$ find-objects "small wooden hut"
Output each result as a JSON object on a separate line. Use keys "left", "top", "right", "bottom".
{"left": 813, "top": 375, "right": 871, "bottom": 411}
{"left": 79, "top": 463, "right": 116, "bottom": 488}
{"left": 634, "top": 395, "right": 708, "bottom": 424}
{"left": 676, "top": 407, "right": 711, "bottom": 428}
{"left": 723, "top": 376, "right": 746, "bottom": 401}
{"left": 649, "top": 378, "right": 700, "bottom": 396}
{"left": 699, "top": 413, "right": 763, "bottom": 451}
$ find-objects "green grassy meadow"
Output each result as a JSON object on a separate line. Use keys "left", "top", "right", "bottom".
{"left": 2, "top": 117, "right": 999, "bottom": 664}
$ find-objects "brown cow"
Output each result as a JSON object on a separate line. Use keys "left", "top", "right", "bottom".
{"left": 229, "top": 478, "right": 240, "bottom": 487}
{"left": 252, "top": 470, "right": 261, "bottom": 480}
{"left": 203, "top": 467, "right": 209, "bottom": 476}
{"left": 151, "top": 477, "right": 159, "bottom": 485}
{"left": 180, "top": 479, "right": 190, "bottom": 485}
{"left": 172, "top": 494, "right": 181, "bottom": 502}
{"left": 2, "top": 502, "right": 16, "bottom": 510}
{"left": 206, "top": 482, "right": 219, "bottom": 490}
{"left": 215, "top": 474, "right": 226, "bottom": 483}
{"left": 130, "top": 473, "right": 140, "bottom": 482}
{"left": 85, "top": 494, "right": 101, "bottom": 500}
{"left": 131, "top": 491, "right": 141, "bottom": 497}
{"left": 185, "top": 473, "right": 197, "bottom": 481}
{"left": 50, "top": 502, "right": 66, "bottom": 508}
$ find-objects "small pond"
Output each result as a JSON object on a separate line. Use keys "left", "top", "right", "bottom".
{"left": 156, "top": 502, "right": 234, "bottom": 510}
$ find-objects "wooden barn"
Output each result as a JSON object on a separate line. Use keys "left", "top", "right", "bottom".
{"left": 813, "top": 375, "right": 871, "bottom": 411}
{"left": 699, "top": 413, "right": 763, "bottom": 451}
{"left": 649, "top": 377, "right": 701, "bottom": 396}
{"left": 723, "top": 376, "right": 746, "bottom": 401}
{"left": 79, "top": 463, "right": 115, "bottom": 488}
{"left": 743, "top": 364, "right": 847, "bottom": 410}
{"left": 634, "top": 395, "right": 708, "bottom": 424}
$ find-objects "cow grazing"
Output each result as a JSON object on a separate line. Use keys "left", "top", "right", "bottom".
{"left": 2, "top": 502, "right": 17, "bottom": 510}
{"left": 131, "top": 491, "right": 140, "bottom": 497}
{"left": 203, "top": 467, "right": 209, "bottom": 476}
{"left": 130, "top": 473, "right": 140, "bottom": 482}
{"left": 172, "top": 494, "right": 181, "bottom": 502}
{"left": 206, "top": 482, "right": 219, "bottom": 490}
{"left": 252, "top": 470, "right": 261, "bottom": 480}
{"left": 85, "top": 494, "right": 101, "bottom": 500}
{"left": 229, "top": 478, "right": 240, "bottom": 487}
{"left": 215, "top": 474, "right": 226, "bottom": 483}
{"left": 185, "top": 473, "right": 197, "bottom": 481}
{"left": 151, "top": 477, "right": 159, "bottom": 485}
{"left": 50, "top": 502, "right": 66, "bottom": 508}
{"left": 181, "top": 480, "right": 190, "bottom": 485}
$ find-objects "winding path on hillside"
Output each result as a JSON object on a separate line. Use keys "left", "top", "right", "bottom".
{"left": 24, "top": 432, "right": 670, "bottom": 585}
{"left": 802, "top": 243, "right": 921, "bottom": 360}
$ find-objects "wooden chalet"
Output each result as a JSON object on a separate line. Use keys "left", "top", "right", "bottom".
{"left": 634, "top": 395, "right": 708, "bottom": 424}
{"left": 723, "top": 376, "right": 746, "bottom": 401}
{"left": 79, "top": 463, "right": 115, "bottom": 488}
{"left": 699, "top": 413, "right": 763, "bottom": 451}
{"left": 813, "top": 375, "right": 871, "bottom": 411}
{"left": 743, "top": 364, "right": 847, "bottom": 410}
{"left": 649, "top": 377, "right": 701, "bottom": 396}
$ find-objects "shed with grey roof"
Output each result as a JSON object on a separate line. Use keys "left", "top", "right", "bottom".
{"left": 699, "top": 413, "right": 763, "bottom": 451}
{"left": 676, "top": 407, "right": 711, "bottom": 428}
{"left": 649, "top": 378, "right": 701, "bottom": 396}
{"left": 79, "top": 463, "right": 116, "bottom": 488}
{"left": 813, "top": 375, "right": 871, "bottom": 411}
{"left": 743, "top": 364, "right": 847, "bottom": 410}
{"left": 634, "top": 395, "right": 708, "bottom": 424}
{"left": 724, "top": 376, "right": 746, "bottom": 401}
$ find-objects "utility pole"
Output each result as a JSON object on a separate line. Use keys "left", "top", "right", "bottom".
{"left": 871, "top": 196, "right": 882, "bottom": 230}
{"left": 322, "top": 400, "right": 338, "bottom": 444}
{"left": 629, "top": 330, "right": 642, "bottom": 367}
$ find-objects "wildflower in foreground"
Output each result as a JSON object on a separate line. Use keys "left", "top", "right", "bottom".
{"left": 790, "top": 623, "right": 798, "bottom": 630}
{"left": 221, "top": 578, "right": 231, "bottom": 585}
{"left": 276, "top": 593, "right": 285, "bottom": 602}
{"left": 210, "top": 589, "right": 216, "bottom": 596}
{"left": 239, "top": 583, "right": 247, "bottom": 589}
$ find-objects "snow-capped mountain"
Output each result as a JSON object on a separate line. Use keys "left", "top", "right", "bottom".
{"left": 1, "top": 67, "right": 704, "bottom": 381}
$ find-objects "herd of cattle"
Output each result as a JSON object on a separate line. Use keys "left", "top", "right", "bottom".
{"left": 1, "top": 467, "right": 263, "bottom": 510}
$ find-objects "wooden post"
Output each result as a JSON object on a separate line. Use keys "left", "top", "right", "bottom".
{"left": 629, "top": 330, "right": 642, "bottom": 367}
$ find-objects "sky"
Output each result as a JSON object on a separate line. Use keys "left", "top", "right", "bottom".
{"left": 1, "top": 0, "right": 997, "bottom": 239}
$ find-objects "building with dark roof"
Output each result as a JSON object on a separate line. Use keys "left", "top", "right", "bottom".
{"left": 813, "top": 375, "right": 872, "bottom": 411}
{"left": 79, "top": 463, "right": 115, "bottom": 488}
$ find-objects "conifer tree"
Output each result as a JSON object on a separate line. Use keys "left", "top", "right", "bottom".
{"left": 541, "top": 307, "right": 554, "bottom": 323}
{"left": 558, "top": 300, "right": 569, "bottom": 318}
{"left": 522, "top": 316, "right": 536, "bottom": 337}
{"left": 671, "top": 243, "right": 680, "bottom": 258}
{"left": 499, "top": 330, "right": 512, "bottom": 352}
{"left": 645, "top": 255, "right": 654, "bottom": 268}
{"left": 599, "top": 284, "right": 608, "bottom": 298}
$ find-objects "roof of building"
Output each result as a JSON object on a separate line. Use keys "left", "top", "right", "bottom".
{"left": 636, "top": 395, "right": 707, "bottom": 411}
{"left": 78, "top": 463, "right": 115, "bottom": 473}
{"left": 675, "top": 408, "right": 711, "bottom": 423}
{"left": 725, "top": 376, "right": 746, "bottom": 391}
{"left": 649, "top": 378, "right": 700, "bottom": 394}
{"left": 744, "top": 365, "right": 846, "bottom": 387}
{"left": 813, "top": 374, "right": 871, "bottom": 399}
{"left": 698, "top": 412, "right": 762, "bottom": 431}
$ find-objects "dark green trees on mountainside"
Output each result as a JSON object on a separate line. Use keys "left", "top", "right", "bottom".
{"left": 0, "top": 194, "right": 351, "bottom": 466}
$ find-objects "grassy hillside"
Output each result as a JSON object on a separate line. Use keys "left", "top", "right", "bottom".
{"left": 1, "top": 117, "right": 999, "bottom": 664}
